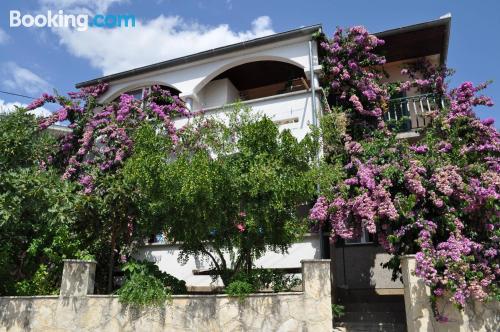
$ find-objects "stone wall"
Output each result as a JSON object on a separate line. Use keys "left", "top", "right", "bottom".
{"left": 401, "top": 255, "right": 499, "bottom": 332}
{"left": 0, "top": 259, "right": 332, "bottom": 332}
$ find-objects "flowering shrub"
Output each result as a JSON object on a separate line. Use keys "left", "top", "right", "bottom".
{"left": 318, "top": 26, "right": 387, "bottom": 137}
{"left": 29, "top": 84, "right": 189, "bottom": 194}
{"left": 313, "top": 26, "right": 499, "bottom": 318}
{"left": 398, "top": 57, "right": 454, "bottom": 96}
{"left": 26, "top": 84, "right": 192, "bottom": 293}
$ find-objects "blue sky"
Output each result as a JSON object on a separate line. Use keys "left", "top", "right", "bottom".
{"left": 0, "top": 0, "right": 499, "bottom": 123}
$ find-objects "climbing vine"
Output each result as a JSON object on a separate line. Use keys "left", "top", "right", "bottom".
{"left": 312, "top": 26, "right": 499, "bottom": 320}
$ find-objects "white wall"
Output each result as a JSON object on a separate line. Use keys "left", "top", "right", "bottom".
{"left": 98, "top": 36, "right": 319, "bottom": 106}
{"left": 199, "top": 78, "right": 239, "bottom": 108}
{"left": 135, "top": 234, "right": 321, "bottom": 287}
{"left": 381, "top": 54, "right": 441, "bottom": 94}
{"left": 172, "top": 90, "right": 320, "bottom": 142}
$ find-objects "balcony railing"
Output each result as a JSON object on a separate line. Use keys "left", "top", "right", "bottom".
{"left": 239, "top": 78, "right": 309, "bottom": 101}
{"left": 386, "top": 93, "right": 445, "bottom": 132}
{"left": 179, "top": 90, "right": 317, "bottom": 141}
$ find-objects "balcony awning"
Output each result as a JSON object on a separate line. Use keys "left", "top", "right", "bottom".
{"left": 374, "top": 16, "right": 451, "bottom": 65}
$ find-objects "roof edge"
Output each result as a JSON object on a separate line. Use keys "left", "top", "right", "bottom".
{"left": 75, "top": 24, "right": 322, "bottom": 88}
{"left": 374, "top": 16, "right": 452, "bottom": 64}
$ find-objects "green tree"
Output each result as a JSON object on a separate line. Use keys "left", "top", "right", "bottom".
{"left": 0, "top": 109, "right": 86, "bottom": 295}
{"left": 124, "top": 108, "right": 319, "bottom": 285}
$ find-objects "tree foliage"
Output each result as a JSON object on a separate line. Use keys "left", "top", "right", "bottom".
{"left": 124, "top": 108, "right": 319, "bottom": 285}
{"left": 0, "top": 109, "right": 87, "bottom": 295}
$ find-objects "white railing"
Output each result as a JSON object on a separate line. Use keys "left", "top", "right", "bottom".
{"left": 386, "top": 93, "right": 445, "bottom": 131}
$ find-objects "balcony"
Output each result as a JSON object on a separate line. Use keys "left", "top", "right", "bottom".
{"left": 238, "top": 78, "right": 309, "bottom": 101}
{"left": 385, "top": 93, "right": 445, "bottom": 135}
{"left": 175, "top": 89, "right": 319, "bottom": 141}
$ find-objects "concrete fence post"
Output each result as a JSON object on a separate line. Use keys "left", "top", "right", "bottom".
{"left": 300, "top": 259, "right": 333, "bottom": 330}
{"left": 60, "top": 259, "right": 97, "bottom": 297}
{"left": 402, "top": 255, "right": 500, "bottom": 332}
{"left": 401, "top": 255, "right": 434, "bottom": 332}
{"left": 301, "top": 259, "right": 331, "bottom": 299}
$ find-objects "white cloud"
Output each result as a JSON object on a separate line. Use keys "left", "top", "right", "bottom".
{"left": 1, "top": 62, "right": 52, "bottom": 95}
{"left": 55, "top": 15, "right": 275, "bottom": 75}
{"left": 38, "top": 0, "right": 126, "bottom": 14}
{"left": 0, "top": 28, "right": 9, "bottom": 44}
{"left": 0, "top": 98, "right": 52, "bottom": 118}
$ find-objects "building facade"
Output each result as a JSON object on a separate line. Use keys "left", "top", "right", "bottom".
{"left": 75, "top": 17, "right": 451, "bottom": 297}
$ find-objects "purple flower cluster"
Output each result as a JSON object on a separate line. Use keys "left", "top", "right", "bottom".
{"left": 409, "top": 144, "right": 429, "bottom": 154}
{"left": 320, "top": 26, "right": 387, "bottom": 129}
{"left": 315, "top": 27, "right": 499, "bottom": 317}
{"left": 309, "top": 196, "right": 329, "bottom": 223}
{"left": 67, "top": 83, "right": 109, "bottom": 99}
{"left": 437, "top": 141, "right": 452, "bottom": 153}
{"left": 26, "top": 93, "right": 56, "bottom": 111}
{"left": 404, "top": 160, "right": 427, "bottom": 197}
{"left": 399, "top": 58, "right": 453, "bottom": 96}
{"left": 415, "top": 229, "right": 496, "bottom": 307}
{"left": 309, "top": 153, "right": 398, "bottom": 242}
{"left": 432, "top": 166, "right": 463, "bottom": 196}
{"left": 34, "top": 85, "right": 190, "bottom": 193}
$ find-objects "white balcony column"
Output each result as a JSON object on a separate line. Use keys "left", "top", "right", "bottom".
{"left": 185, "top": 97, "right": 193, "bottom": 111}
{"left": 179, "top": 92, "right": 199, "bottom": 111}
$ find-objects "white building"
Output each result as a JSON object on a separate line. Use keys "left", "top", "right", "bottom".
{"left": 75, "top": 18, "right": 451, "bottom": 296}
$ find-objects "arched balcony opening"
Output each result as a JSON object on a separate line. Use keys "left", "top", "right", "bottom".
{"left": 198, "top": 60, "right": 308, "bottom": 109}
{"left": 112, "top": 84, "right": 181, "bottom": 102}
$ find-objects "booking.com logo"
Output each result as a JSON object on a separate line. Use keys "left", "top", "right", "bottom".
{"left": 9, "top": 10, "right": 136, "bottom": 31}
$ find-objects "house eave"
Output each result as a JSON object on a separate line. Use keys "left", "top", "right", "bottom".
{"left": 374, "top": 16, "right": 452, "bottom": 65}
{"left": 75, "top": 24, "right": 322, "bottom": 88}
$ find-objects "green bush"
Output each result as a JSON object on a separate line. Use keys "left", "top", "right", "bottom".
{"left": 0, "top": 109, "right": 87, "bottom": 295}
{"left": 117, "top": 259, "right": 186, "bottom": 307}
{"left": 225, "top": 280, "right": 255, "bottom": 302}
{"left": 332, "top": 304, "right": 345, "bottom": 319}
{"left": 117, "top": 273, "right": 171, "bottom": 307}
{"left": 248, "top": 269, "right": 301, "bottom": 292}
{"left": 121, "top": 259, "right": 187, "bottom": 295}
{"left": 225, "top": 268, "right": 301, "bottom": 300}
{"left": 14, "top": 264, "right": 58, "bottom": 296}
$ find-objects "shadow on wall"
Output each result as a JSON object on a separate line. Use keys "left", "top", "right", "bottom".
{"left": 333, "top": 244, "right": 403, "bottom": 290}
{"left": 402, "top": 256, "right": 500, "bottom": 332}
{"left": 0, "top": 259, "right": 333, "bottom": 331}
{"left": 0, "top": 297, "right": 33, "bottom": 331}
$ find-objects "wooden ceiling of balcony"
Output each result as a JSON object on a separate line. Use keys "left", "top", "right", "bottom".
{"left": 376, "top": 23, "right": 449, "bottom": 63}
{"left": 214, "top": 61, "right": 306, "bottom": 91}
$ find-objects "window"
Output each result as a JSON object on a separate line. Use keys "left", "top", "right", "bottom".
{"left": 345, "top": 227, "right": 374, "bottom": 245}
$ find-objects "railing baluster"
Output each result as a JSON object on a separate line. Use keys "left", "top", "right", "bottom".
{"left": 387, "top": 93, "right": 441, "bottom": 132}
{"left": 407, "top": 99, "right": 414, "bottom": 130}
{"left": 418, "top": 98, "right": 425, "bottom": 127}
{"left": 426, "top": 98, "right": 433, "bottom": 126}
{"left": 413, "top": 98, "right": 419, "bottom": 128}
